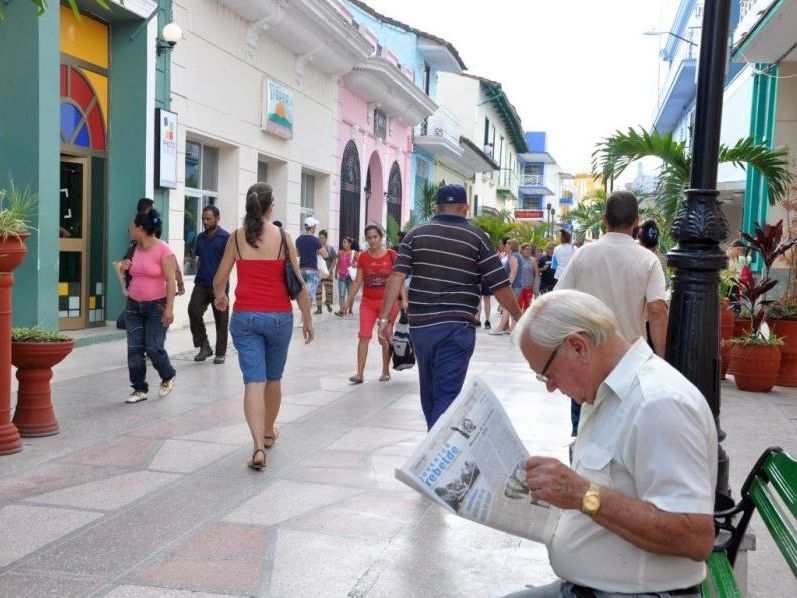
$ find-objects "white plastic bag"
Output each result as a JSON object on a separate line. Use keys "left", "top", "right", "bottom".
{"left": 317, "top": 254, "right": 329, "bottom": 279}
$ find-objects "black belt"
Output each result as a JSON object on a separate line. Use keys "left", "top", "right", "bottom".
{"left": 570, "top": 583, "right": 701, "bottom": 597}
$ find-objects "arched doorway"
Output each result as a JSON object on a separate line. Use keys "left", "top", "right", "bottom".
{"left": 339, "top": 141, "right": 360, "bottom": 243}
{"left": 387, "top": 161, "right": 402, "bottom": 229}
{"left": 365, "top": 152, "right": 384, "bottom": 228}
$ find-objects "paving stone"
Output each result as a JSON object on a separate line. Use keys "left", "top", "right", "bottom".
{"left": 0, "top": 505, "right": 103, "bottom": 567}
{"left": 59, "top": 436, "right": 162, "bottom": 468}
{"left": 169, "top": 522, "right": 269, "bottom": 560}
{"left": 26, "top": 471, "right": 180, "bottom": 511}
{"left": 223, "top": 480, "right": 362, "bottom": 526}
{"left": 104, "top": 585, "right": 238, "bottom": 598}
{"left": 148, "top": 440, "right": 240, "bottom": 473}
{"left": 0, "top": 463, "right": 118, "bottom": 502}
{"left": 268, "top": 529, "right": 385, "bottom": 597}
{"left": 0, "top": 572, "right": 104, "bottom": 597}
{"left": 282, "top": 389, "right": 344, "bottom": 406}
{"left": 132, "top": 558, "right": 263, "bottom": 595}
{"left": 326, "top": 426, "right": 421, "bottom": 452}
{"left": 176, "top": 423, "right": 250, "bottom": 445}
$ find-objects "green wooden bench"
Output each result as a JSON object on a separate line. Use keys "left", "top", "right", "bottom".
{"left": 701, "top": 447, "right": 797, "bottom": 597}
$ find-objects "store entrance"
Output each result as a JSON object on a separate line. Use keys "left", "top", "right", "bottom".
{"left": 58, "top": 158, "right": 90, "bottom": 330}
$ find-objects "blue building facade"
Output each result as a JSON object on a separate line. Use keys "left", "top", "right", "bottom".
{"left": 516, "top": 132, "right": 571, "bottom": 224}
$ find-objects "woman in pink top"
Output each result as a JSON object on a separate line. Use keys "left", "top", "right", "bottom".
{"left": 119, "top": 209, "right": 177, "bottom": 404}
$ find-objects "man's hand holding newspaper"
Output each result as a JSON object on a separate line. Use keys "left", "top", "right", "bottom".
{"left": 394, "top": 376, "right": 561, "bottom": 544}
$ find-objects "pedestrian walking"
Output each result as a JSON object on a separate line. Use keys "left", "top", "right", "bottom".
{"left": 314, "top": 229, "right": 337, "bottom": 314}
{"left": 517, "top": 243, "right": 537, "bottom": 311}
{"left": 334, "top": 236, "right": 356, "bottom": 315}
{"left": 295, "top": 217, "right": 328, "bottom": 303}
{"left": 478, "top": 237, "right": 507, "bottom": 330}
{"left": 119, "top": 209, "right": 177, "bottom": 404}
{"left": 377, "top": 184, "right": 522, "bottom": 429}
{"left": 552, "top": 229, "right": 576, "bottom": 281}
{"left": 213, "top": 183, "right": 314, "bottom": 471}
{"left": 136, "top": 197, "right": 185, "bottom": 296}
{"left": 341, "top": 225, "right": 407, "bottom": 383}
{"left": 537, "top": 242, "right": 556, "bottom": 294}
{"left": 492, "top": 239, "right": 523, "bottom": 335}
{"left": 637, "top": 219, "right": 668, "bottom": 280}
{"left": 556, "top": 191, "right": 668, "bottom": 436}
{"left": 188, "top": 205, "right": 230, "bottom": 364}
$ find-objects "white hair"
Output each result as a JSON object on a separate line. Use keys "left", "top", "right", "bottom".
{"left": 513, "top": 290, "right": 619, "bottom": 349}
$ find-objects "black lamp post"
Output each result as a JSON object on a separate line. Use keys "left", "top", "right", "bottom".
{"left": 665, "top": 0, "right": 732, "bottom": 506}
{"left": 546, "top": 202, "right": 552, "bottom": 238}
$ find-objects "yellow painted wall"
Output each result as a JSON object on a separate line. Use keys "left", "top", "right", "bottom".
{"left": 60, "top": 5, "right": 108, "bottom": 69}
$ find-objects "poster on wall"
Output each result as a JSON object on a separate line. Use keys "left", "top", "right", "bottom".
{"left": 155, "top": 108, "right": 178, "bottom": 189}
{"left": 262, "top": 79, "right": 294, "bottom": 140}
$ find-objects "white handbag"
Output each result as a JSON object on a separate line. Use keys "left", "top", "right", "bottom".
{"left": 317, "top": 254, "right": 330, "bottom": 279}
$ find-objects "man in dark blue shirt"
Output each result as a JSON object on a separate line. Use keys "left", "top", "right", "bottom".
{"left": 188, "top": 205, "right": 230, "bottom": 363}
{"left": 295, "top": 217, "right": 328, "bottom": 304}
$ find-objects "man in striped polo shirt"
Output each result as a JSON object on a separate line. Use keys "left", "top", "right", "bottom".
{"left": 377, "top": 184, "right": 522, "bottom": 429}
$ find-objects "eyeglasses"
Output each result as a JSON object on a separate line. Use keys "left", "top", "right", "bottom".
{"left": 536, "top": 344, "right": 561, "bottom": 383}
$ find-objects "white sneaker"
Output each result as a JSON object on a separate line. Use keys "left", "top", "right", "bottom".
{"left": 126, "top": 390, "right": 148, "bottom": 404}
{"left": 159, "top": 376, "right": 176, "bottom": 398}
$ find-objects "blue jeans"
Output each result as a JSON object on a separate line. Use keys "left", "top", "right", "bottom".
{"left": 302, "top": 269, "right": 320, "bottom": 302}
{"left": 125, "top": 298, "right": 176, "bottom": 392}
{"left": 230, "top": 311, "right": 293, "bottom": 383}
{"left": 337, "top": 276, "right": 352, "bottom": 307}
{"left": 410, "top": 322, "right": 476, "bottom": 429}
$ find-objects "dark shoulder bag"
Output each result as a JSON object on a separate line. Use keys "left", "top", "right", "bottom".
{"left": 116, "top": 242, "right": 137, "bottom": 329}
{"left": 279, "top": 228, "right": 304, "bottom": 299}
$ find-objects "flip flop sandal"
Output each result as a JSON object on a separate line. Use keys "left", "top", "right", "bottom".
{"left": 379, "top": 374, "right": 391, "bottom": 382}
{"left": 264, "top": 428, "right": 280, "bottom": 449}
{"left": 248, "top": 448, "right": 266, "bottom": 470}
{"left": 348, "top": 375, "right": 364, "bottom": 384}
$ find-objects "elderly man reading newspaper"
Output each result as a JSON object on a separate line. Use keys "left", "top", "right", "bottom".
{"left": 504, "top": 290, "right": 716, "bottom": 598}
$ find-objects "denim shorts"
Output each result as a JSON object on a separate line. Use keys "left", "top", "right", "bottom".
{"left": 230, "top": 310, "right": 293, "bottom": 383}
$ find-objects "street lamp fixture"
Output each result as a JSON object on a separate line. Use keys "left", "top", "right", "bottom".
{"left": 642, "top": 29, "right": 698, "bottom": 47}
{"left": 157, "top": 22, "right": 183, "bottom": 55}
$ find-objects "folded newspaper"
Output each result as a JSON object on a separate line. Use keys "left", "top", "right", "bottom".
{"left": 395, "top": 376, "right": 561, "bottom": 544}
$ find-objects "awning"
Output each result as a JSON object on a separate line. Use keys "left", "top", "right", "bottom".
{"left": 732, "top": 0, "right": 797, "bottom": 62}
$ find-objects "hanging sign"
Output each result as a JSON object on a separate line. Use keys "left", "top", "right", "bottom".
{"left": 263, "top": 79, "right": 294, "bottom": 140}
{"left": 155, "top": 108, "right": 178, "bottom": 189}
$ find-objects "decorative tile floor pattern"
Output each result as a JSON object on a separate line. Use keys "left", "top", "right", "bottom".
{"left": 1, "top": 315, "right": 796, "bottom": 596}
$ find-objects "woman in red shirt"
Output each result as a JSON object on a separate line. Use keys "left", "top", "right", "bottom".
{"left": 213, "top": 183, "right": 314, "bottom": 470}
{"left": 341, "top": 224, "right": 407, "bottom": 383}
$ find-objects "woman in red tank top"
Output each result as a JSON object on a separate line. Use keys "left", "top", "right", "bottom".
{"left": 213, "top": 183, "right": 313, "bottom": 470}
{"left": 341, "top": 224, "right": 407, "bottom": 383}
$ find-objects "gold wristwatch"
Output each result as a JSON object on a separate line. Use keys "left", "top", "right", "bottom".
{"left": 581, "top": 482, "right": 601, "bottom": 515}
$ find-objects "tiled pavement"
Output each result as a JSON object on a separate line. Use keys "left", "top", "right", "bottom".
{"left": 1, "top": 312, "right": 797, "bottom": 597}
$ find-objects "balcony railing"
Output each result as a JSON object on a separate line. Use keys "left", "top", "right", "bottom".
{"left": 417, "top": 106, "right": 460, "bottom": 146}
{"left": 522, "top": 174, "right": 544, "bottom": 186}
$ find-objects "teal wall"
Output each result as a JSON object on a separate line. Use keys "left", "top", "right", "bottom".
{"left": 0, "top": 3, "right": 60, "bottom": 328}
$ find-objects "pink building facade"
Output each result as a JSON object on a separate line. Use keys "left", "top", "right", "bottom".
{"left": 331, "top": 4, "right": 436, "bottom": 244}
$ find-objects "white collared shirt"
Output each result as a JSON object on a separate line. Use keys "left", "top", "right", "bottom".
{"left": 555, "top": 233, "right": 667, "bottom": 344}
{"left": 549, "top": 339, "right": 718, "bottom": 593}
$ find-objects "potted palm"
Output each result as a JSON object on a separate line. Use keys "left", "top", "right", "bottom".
{"left": 727, "top": 276, "right": 783, "bottom": 392}
{"left": 11, "top": 327, "right": 74, "bottom": 437}
{"left": 768, "top": 300, "right": 797, "bottom": 386}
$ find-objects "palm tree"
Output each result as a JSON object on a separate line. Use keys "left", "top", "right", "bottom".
{"left": 592, "top": 127, "right": 792, "bottom": 251}
{"left": 569, "top": 188, "right": 608, "bottom": 240}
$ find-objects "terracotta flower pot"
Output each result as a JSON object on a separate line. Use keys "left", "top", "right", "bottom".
{"left": 0, "top": 232, "right": 29, "bottom": 455}
{"left": 729, "top": 344, "right": 782, "bottom": 393}
{"left": 719, "top": 301, "right": 735, "bottom": 380}
{"left": 771, "top": 319, "right": 797, "bottom": 387}
{"left": 0, "top": 233, "right": 30, "bottom": 272}
{"left": 727, "top": 319, "right": 752, "bottom": 376}
{"left": 11, "top": 340, "right": 74, "bottom": 437}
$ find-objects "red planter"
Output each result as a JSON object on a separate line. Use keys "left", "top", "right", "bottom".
{"left": 730, "top": 344, "right": 782, "bottom": 393}
{"left": 727, "top": 319, "right": 752, "bottom": 376}
{"left": 11, "top": 340, "right": 74, "bottom": 437}
{"left": 771, "top": 320, "right": 797, "bottom": 387}
{"left": 0, "top": 233, "right": 28, "bottom": 455}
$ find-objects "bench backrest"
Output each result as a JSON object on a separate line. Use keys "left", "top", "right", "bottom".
{"left": 744, "top": 450, "right": 797, "bottom": 578}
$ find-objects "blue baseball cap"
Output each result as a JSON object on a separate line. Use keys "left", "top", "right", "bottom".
{"left": 436, "top": 184, "right": 467, "bottom": 204}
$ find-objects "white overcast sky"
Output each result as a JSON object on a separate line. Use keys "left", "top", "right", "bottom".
{"left": 364, "top": 0, "right": 679, "bottom": 180}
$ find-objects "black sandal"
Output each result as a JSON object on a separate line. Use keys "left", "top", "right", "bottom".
{"left": 248, "top": 448, "right": 266, "bottom": 470}
{"left": 264, "top": 428, "right": 279, "bottom": 449}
